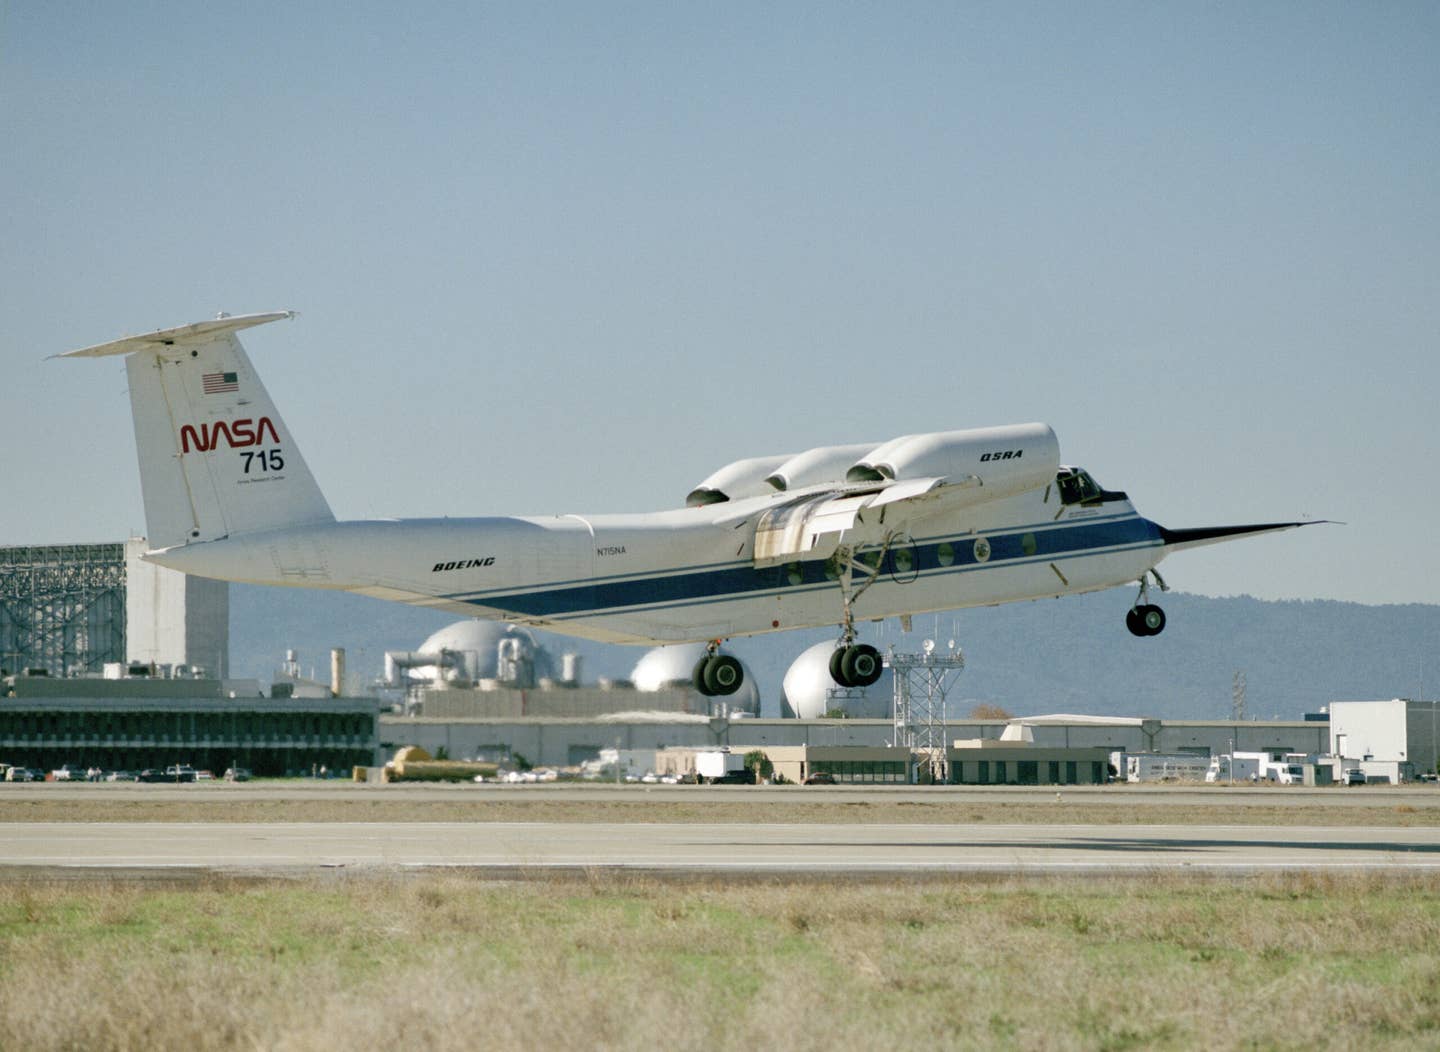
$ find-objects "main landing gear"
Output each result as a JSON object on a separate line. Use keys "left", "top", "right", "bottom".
{"left": 830, "top": 642, "right": 884, "bottom": 688}
{"left": 1127, "top": 570, "right": 1169, "bottom": 637}
{"left": 692, "top": 642, "right": 744, "bottom": 697}
{"left": 826, "top": 540, "right": 891, "bottom": 688}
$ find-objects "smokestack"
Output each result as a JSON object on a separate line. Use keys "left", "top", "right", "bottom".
{"left": 330, "top": 648, "right": 345, "bottom": 698}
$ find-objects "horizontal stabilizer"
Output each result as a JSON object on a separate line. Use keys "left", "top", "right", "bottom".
{"left": 57, "top": 312, "right": 296, "bottom": 359}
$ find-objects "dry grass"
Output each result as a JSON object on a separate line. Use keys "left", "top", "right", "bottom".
{"left": 1, "top": 871, "right": 1438, "bottom": 1050}
{"left": 2, "top": 791, "right": 1439, "bottom": 826}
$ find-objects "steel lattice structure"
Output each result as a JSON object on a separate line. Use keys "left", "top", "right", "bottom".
{"left": 0, "top": 544, "right": 126, "bottom": 677}
{"left": 890, "top": 644, "right": 965, "bottom": 784}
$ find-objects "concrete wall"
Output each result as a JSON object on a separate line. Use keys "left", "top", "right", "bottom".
{"left": 418, "top": 685, "right": 698, "bottom": 719}
{"left": 125, "top": 538, "right": 228, "bottom": 676}
{"left": 952, "top": 745, "right": 1111, "bottom": 785}
{"left": 1406, "top": 702, "right": 1440, "bottom": 777}
{"left": 1330, "top": 700, "right": 1409, "bottom": 762}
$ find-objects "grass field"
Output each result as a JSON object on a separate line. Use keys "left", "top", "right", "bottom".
{"left": 2, "top": 871, "right": 1438, "bottom": 1050}
{"left": 2, "top": 786, "right": 1439, "bottom": 827}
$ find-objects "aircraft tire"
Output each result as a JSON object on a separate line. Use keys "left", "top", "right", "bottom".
{"left": 692, "top": 656, "right": 713, "bottom": 695}
{"left": 1140, "top": 604, "right": 1166, "bottom": 636}
{"left": 703, "top": 654, "right": 744, "bottom": 696}
{"left": 1125, "top": 608, "right": 1146, "bottom": 637}
{"left": 829, "top": 648, "right": 852, "bottom": 688}
{"left": 842, "top": 644, "right": 883, "bottom": 687}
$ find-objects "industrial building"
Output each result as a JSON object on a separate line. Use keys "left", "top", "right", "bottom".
{"left": 0, "top": 559, "right": 1399, "bottom": 785}
{"left": 390, "top": 622, "right": 759, "bottom": 719}
{"left": 1328, "top": 699, "right": 1440, "bottom": 783}
{"left": 0, "top": 674, "right": 380, "bottom": 776}
{"left": 0, "top": 539, "right": 227, "bottom": 677}
{"left": 377, "top": 712, "right": 1330, "bottom": 772}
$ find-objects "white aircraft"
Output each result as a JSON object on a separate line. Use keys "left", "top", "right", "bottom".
{"left": 62, "top": 311, "right": 1315, "bottom": 697}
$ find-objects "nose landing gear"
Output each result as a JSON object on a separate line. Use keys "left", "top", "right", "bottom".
{"left": 1127, "top": 570, "right": 1169, "bottom": 637}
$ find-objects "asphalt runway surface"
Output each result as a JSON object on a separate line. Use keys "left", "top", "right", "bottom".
{"left": 3, "top": 783, "right": 1439, "bottom": 876}
{"left": 4, "top": 820, "right": 1440, "bottom": 876}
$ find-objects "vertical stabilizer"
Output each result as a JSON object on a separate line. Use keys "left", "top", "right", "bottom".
{"left": 61, "top": 313, "right": 334, "bottom": 550}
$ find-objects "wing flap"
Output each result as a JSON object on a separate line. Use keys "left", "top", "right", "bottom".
{"left": 751, "top": 474, "right": 996, "bottom": 566}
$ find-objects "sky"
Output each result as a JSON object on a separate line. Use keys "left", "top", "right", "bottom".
{"left": 1, "top": 2, "right": 1436, "bottom": 606}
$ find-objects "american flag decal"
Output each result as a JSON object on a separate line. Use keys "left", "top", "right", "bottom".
{"left": 203, "top": 371, "right": 239, "bottom": 394}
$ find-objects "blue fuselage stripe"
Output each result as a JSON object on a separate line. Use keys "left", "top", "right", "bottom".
{"left": 459, "top": 516, "right": 1161, "bottom": 620}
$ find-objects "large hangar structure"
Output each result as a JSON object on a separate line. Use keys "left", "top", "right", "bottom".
{"left": 0, "top": 540, "right": 226, "bottom": 678}
{"left": 1, "top": 543, "right": 125, "bottom": 677}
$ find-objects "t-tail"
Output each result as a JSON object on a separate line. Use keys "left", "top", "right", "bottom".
{"left": 59, "top": 312, "right": 334, "bottom": 551}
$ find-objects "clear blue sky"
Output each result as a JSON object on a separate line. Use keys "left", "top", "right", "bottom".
{"left": 2, "top": 2, "right": 1435, "bottom": 604}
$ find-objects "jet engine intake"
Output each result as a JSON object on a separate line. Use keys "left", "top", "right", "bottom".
{"left": 686, "top": 453, "right": 795, "bottom": 507}
{"left": 763, "top": 443, "right": 878, "bottom": 492}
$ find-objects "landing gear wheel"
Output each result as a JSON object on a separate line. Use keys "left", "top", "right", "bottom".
{"left": 701, "top": 653, "right": 743, "bottom": 696}
{"left": 829, "top": 644, "right": 883, "bottom": 687}
{"left": 692, "top": 656, "right": 711, "bottom": 693}
{"left": 1128, "top": 604, "right": 1166, "bottom": 637}
{"left": 1139, "top": 604, "right": 1166, "bottom": 636}
{"left": 841, "top": 644, "right": 883, "bottom": 687}
{"left": 1126, "top": 608, "right": 1146, "bottom": 637}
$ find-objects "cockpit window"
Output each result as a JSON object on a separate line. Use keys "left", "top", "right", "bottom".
{"left": 1055, "top": 468, "right": 1103, "bottom": 506}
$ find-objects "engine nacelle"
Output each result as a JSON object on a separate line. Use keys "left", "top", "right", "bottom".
{"left": 763, "top": 443, "right": 878, "bottom": 492}
{"left": 847, "top": 423, "right": 1059, "bottom": 499}
{"left": 686, "top": 453, "right": 795, "bottom": 507}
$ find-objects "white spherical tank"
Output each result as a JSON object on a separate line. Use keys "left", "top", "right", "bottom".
{"left": 631, "top": 643, "right": 708, "bottom": 692}
{"left": 781, "top": 641, "right": 892, "bottom": 719}
{"left": 411, "top": 620, "right": 550, "bottom": 684}
{"left": 630, "top": 643, "right": 759, "bottom": 714}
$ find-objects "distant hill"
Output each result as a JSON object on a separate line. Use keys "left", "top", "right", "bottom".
{"left": 230, "top": 585, "right": 1439, "bottom": 721}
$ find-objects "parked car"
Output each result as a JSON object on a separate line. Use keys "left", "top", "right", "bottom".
{"left": 138, "top": 769, "right": 168, "bottom": 783}
{"left": 164, "top": 765, "right": 197, "bottom": 783}
{"left": 106, "top": 770, "right": 137, "bottom": 782}
{"left": 223, "top": 766, "right": 252, "bottom": 782}
{"left": 1344, "top": 768, "right": 1366, "bottom": 786}
{"left": 804, "top": 772, "right": 836, "bottom": 785}
{"left": 6, "top": 766, "right": 40, "bottom": 782}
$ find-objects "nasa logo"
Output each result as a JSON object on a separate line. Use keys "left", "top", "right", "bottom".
{"left": 432, "top": 557, "right": 496, "bottom": 572}
{"left": 979, "top": 450, "right": 1024, "bottom": 462}
{"left": 179, "top": 416, "right": 280, "bottom": 453}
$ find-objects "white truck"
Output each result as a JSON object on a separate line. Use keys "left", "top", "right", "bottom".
{"left": 1205, "top": 751, "right": 1266, "bottom": 783}
{"left": 696, "top": 750, "right": 747, "bottom": 783}
{"left": 1125, "top": 753, "right": 1210, "bottom": 783}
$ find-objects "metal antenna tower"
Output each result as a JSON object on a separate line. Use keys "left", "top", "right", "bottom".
{"left": 890, "top": 639, "right": 965, "bottom": 784}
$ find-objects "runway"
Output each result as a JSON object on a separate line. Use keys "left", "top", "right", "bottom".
{"left": 11, "top": 781, "right": 1440, "bottom": 809}
{"left": 4, "top": 819, "right": 1440, "bottom": 876}
{"left": 4, "top": 783, "right": 1438, "bottom": 876}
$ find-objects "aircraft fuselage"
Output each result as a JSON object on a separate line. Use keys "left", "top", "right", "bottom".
{"left": 151, "top": 483, "right": 1165, "bottom": 645}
